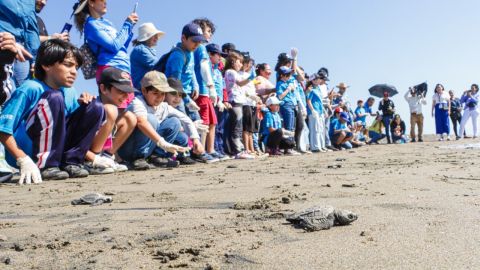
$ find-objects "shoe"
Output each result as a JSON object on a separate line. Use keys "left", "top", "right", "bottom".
{"left": 322, "top": 148, "right": 332, "bottom": 152}
{"left": 192, "top": 153, "right": 220, "bottom": 164}
{"left": 284, "top": 149, "right": 301, "bottom": 156}
{"left": 113, "top": 162, "right": 128, "bottom": 172}
{"left": 177, "top": 156, "right": 197, "bottom": 165}
{"left": 0, "top": 172, "right": 13, "bottom": 183}
{"left": 326, "top": 145, "right": 339, "bottom": 151}
{"left": 84, "top": 162, "right": 115, "bottom": 175}
{"left": 149, "top": 155, "right": 180, "bottom": 168}
{"left": 411, "top": 138, "right": 416, "bottom": 143}
{"left": 132, "top": 158, "right": 152, "bottom": 171}
{"left": 289, "top": 149, "right": 301, "bottom": 156}
{"left": 254, "top": 151, "right": 269, "bottom": 158}
{"left": 418, "top": 139, "right": 424, "bottom": 142}
{"left": 268, "top": 148, "right": 283, "bottom": 156}
{"left": 62, "top": 165, "right": 89, "bottom": 178}
{"left": 235, "top": 151, "right": 255, "bottom": 160}
{"left": 41, "top": 167, "right": 69, "bottom": 180}
{"left": 311, "top": 149, "right": 321, "bottom": 153}
{"left": 209, "top": 151, "right": 231, "bottom": 161}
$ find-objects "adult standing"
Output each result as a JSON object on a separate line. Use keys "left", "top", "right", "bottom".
{"left": 74, "top": 0, "right": 138, "bottom": 109}
{"left": 0, "top": 0, "right": 38, "bottom": 88}
{"left": 35, "top": 0, "right": 69, "bottom": 43}
{"left": 431, "top": 83, "right": 451, "bottom": 141}
{"left": 449, "top": 90, "right": 463, "bottom": 139}
{"left": 130, "top": 23, "right": 165, "bottom": 90}
{"left": 378, "top": 92, "right": 395, "bottom": 144}
{"left": 458, "top": 84, "right": 479, "bottom": 139}
{"left": 404, "top": 87, "right": 426, "bottom": 142}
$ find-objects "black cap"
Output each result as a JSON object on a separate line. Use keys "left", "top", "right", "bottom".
{"left": 277, "top": 53, "right": 292, "bottom": 62}
{"left": 100, "top": 67, "right": 135, "bottom": 93}
{"left": 206, "top": 43, "right": 228, "bottom": 57}
{"left": 182, "top": 23, "right": 206, "bottom": 43}
{"left": 167, "top": 78, "right": 186, "bottom": 97}
{"left": 221, "top": 42, "right": 236, "bottom": 53}
{"left": 318, "top": 72, "right": 329, "bottom": 81}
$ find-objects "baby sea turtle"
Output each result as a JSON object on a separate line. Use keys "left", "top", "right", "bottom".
{"left": 286, "top": 205, "right": 358, "bottom": 231}
{"left": 71, "top": 193, "right": 113, "bottom": 206}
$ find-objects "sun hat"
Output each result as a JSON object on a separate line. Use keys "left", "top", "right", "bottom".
{"left": 73, "top": 0, "right": 88, "bottom": 15}
{"left": 136, "top": 23, "right": 165, "bottom": 43}
{"left": 266, "top": 96, "right": 281, "bottom": 106}
{"left": 141, "top": 71, "right": 177, "bottom": 93}
{"left": 167, "top": 78, "right": 186, "bottom": 97}
{"left": 337, "top": 82, "right": 349, "bottom": 89}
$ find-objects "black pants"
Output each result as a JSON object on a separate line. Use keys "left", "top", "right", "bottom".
{"left": 294, "top": 108, "right": 304, "bottom": 149}
{"left": 267, "top": 129, "right": 295, "bottom": 150}
{"left": 450, "top": 113, "right": 462, "bottom": 137}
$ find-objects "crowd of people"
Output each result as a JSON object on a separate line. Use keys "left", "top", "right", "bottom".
{"left": 0, "top": 0, "right": 479, "bottom": 184}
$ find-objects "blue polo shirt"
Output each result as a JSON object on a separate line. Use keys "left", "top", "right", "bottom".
{"left": 194, "top": 44, "right": 212, "bottom": 96}
{"left": 261, "top": 110, "right": 282, "bottom": 137}
{"left": 306, "top": 87, "right": 324, "bottom": 116}
{"left": 276, "top": 78, "right": 297, "bottom": 106}
{"left": 0, "top": 79, "right": 80, "bottom": 166}
{"left": 355, "top": 106, "right": 367, "bottom": 125}
{"left": 165, "top": 43, "right": 198, "bottom": 95}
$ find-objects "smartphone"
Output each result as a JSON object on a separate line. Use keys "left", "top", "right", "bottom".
{"left": 61, "top": 23, "right": 72, "bottom": 33}
{"left": 133, "top": 2, "right": 138, "bottom": 13}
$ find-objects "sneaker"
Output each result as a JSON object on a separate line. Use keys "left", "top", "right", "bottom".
{"left": 132, "top": 158, "right": 152, "bottom": 170}
{"left": 326, "top": 145, "right": 339, "bottom": 151}
{"left": 254, "top": 151, "right": 269, "bottom": 159}
{"left": 41, "top": 167, "right": 69, "bottom": 180}
{"left": 84, "top": 162, "right": 115, "bottom": 175}
{"left": 149, "top": 155, "right": 180, "bottom": 168}
{"left": 62, "top": 165, "right": 89, "bottom": 178}
{"left": 192, "top": 153, "right": 220, "bottom": 164}
{"left": 177, "top": 156, "right": 197, "bottom": 165}
{"left": 209, "top": 151, "right": 230, "bottom": 161}
{"left": 113, "top": 162, "right": 128, "bottom": 172}
{"left": 284, "top": 149, "right": 301, "bottom": 156}
{"left": 235, "top": 151, "right": 255, "bottom": 160}
{"left": 0, "top": 172, "right": 13, "bottom": 183}
{"left": 311, "top": 149, "right": 321, "bottom": 153}
{"left": 411, "top": 138, "right": 416, "bottom": 143}
{"left": 322, "top": 148, "right": 332, "bottom": 152}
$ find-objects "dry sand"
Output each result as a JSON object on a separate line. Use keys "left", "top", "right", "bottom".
{"left": 1, "top": 137, "right": 480, "bottom": 269}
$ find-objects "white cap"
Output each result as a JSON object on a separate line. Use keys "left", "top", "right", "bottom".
{"left": 136, "top": 23, "right": 165, "bottom": 42}
{"left": 266, "top": 96, "right": 281, "bottom": 106}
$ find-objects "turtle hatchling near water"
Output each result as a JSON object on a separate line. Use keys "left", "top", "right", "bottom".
{"left": 71, "top": 193, "right": 113, "bottom": 206}
{"left": 286, "top": 205, "right": 358, "bottom": 231}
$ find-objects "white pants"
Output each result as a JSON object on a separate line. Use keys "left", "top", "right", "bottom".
{"left": 298, "top": 120, "right": 310, "bottom": 151}
{"left": 459, "top": 109, "right": 479, "bottom": 137}
{"left": 308, "top": 114, "right": 325, "bottom": 151}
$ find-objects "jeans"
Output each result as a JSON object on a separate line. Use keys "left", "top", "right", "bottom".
{"left": 214, "top": 107, "right": 227, "bottom": 154}
{"left": 450, "top": 112, "right": 462, "bottom": 137}
{"left": 324, "top": 116, "right": 332, "bottom": 146}
{"left": 382, "top": 115, "right": 393, "bottom": 143}
{"left": 368, "top": 131, "right": 386, "bottom": 143}
{"left": 118, "top": 116, "right": 188, "bottom": 161}
{"left": 224, "top": 104, "right": 244, "bottom": 155}
{"left": 12, "top": 59, "right": 30, "bottom": 88}
{"left": 280, "top": 103, "right": 296, "bottom": 131}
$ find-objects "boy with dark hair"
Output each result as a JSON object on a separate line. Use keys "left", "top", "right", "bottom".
{"left": 261, "top": 96, "right": 295, "bottom": 155}
{"left": 0, "top": 39, "right": 105, "bottom": 183}
{"left": 165, "top": 23, "right": 204, "bottom": 121}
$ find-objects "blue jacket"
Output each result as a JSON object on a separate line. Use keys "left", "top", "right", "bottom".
{"left": 0, "top": 0, "right": 40, "bottom": 56}
{"left": 130, "top": 43, "right": 158, "bottom": 90}
{"left": 165, "top": 43, "right": 198, "bottom": 95}
{"left": 84, "top": 17, "right": 134, "bottom": 73}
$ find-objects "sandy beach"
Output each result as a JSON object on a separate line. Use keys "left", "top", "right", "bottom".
{"left": 1, "top": 137, "right": 479, "bottom": 269}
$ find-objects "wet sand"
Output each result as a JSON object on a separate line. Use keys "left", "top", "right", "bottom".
{"left": 1, "top": 137, "right": 480, "bottom": 269}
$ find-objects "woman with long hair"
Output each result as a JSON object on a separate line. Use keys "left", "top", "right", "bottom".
{"left": 431, "top": 83, "right": 451, "bottom": 141}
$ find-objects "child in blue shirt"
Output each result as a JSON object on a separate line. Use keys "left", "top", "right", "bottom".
{"left": 165, "top": 23, "right": 205, "bottom": 121}
{"left": 331, "top": 112, "right": 354, "bottom": 149}
{"left": 261, "top": 96, "right": 295, "bottom": 155}
{"left": 276, "top": 66, "right": 298, "bottom": 133}
{"left": 0, "top": 40, "right": 104, "bottom": 183}
{"left": 306, "top": 74, "right": 327, "bottom": 152}
{"left": 354, "top": 99, "right": 367, "bottom": 126}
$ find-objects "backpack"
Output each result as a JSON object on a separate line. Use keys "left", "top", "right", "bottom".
{"left": 153, "top": 47, "right": 185, "bottom": 73}
{"left": 79, "top": 41, "right": 98, "bottom": 80}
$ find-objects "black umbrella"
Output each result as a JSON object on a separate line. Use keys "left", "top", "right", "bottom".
{"left": 369, "top": 84, "right": 398, "bottom": 98}
{"left": 412, "top": 82, "right": 428, "bottom": 97}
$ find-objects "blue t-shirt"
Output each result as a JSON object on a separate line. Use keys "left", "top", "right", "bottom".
{"left": 354, "top": 106, "right": 367, "bottom": 124}
{"left": 165, "top": 43, "right": 198, "bottom": 95}
{"left": 84, "top": 17, "right": 133, "bottom": 73}
{"left": 0, "top": 79, "right": 80, "bottom": 166}
{"left": 329, "top": 118, "right": 337, "bottom": 138}
{"left": 130, "top": 43, "right": 158, "bottom": 90}
{"left": 194, "top": 44, "right": 212, "bottom": 96}
{"left": 333, "top": 118, "right": 347, "bottom": 132}
{"left": 212, "top": 64, "right": 224, "bottom": 101}
{"left": 364, "top": 103, "right": 373, "bottom": 114}
{"left": 306, "top": 87, "right": 324, "bottom": 115}
{"left": 276, "top": 78, "right": 297, "bottom": 106}
{"left": 261, "top": 110, "right": 282, "bottom": 137}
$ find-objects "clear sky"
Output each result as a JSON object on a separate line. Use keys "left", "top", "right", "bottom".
{"left": 39, "top": 0, "right": 480, "bottom": 134}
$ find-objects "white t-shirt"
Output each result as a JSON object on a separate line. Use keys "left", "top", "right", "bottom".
{"left": 432, "top": 92, "right": 449, "bottom": 109}
{"left": 128, "top": 96, "right": 200, "bottom": 139}
{"left": 239, "top": 71, "right": 257, "bottom": 106}
{"left": 225, "top": 69, "right": 247, "bottom": 104}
